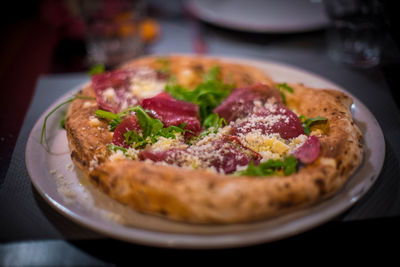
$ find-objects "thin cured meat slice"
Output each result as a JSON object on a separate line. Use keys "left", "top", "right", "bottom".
{"left": 214, "top": 83, "right": 282, "bottom": 123}
{"left": 141, "top": 92, "right": 199, "bottom": 118}
{"left": 139, "top": 135, "right": 261, "bottom": 174}
{"left": 141, "top": 92, "right": 202, "bottom": 137}
{"left": 293, "top": 135, "right": 320, "bottom": 164}
{"left": 92, "top": 69, "right": 137, "bottom": 113}
{"left": 232, "top": 104, "right": 304, "bottom": 139}
{"left": 92, "top": 68, "right": 167, "bottom": 113}
{"left": 112, "top": 116, "right": 141, "bottom": 148}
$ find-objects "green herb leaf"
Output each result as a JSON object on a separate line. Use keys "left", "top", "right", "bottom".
{"left": 59, "top": 110, "right": 67, "bottom": 129}
{"left": 276, "top": 82, "right": 294, "bottom": 93}
{"left": 165, "top": 66, "right": 235, "bottom": 121}
{"left": 156, "top": 57, "right": 171, "bottom": 75}
{"left": 95, "top": 107, "right": 136, "bottom": 131}
{"left": 124, "top": 130, "right": 148, "bottom": 148}
{"left": 202, "top": 113, "right": 227, "bottom": 129}
{"left": 88, "top": 63, "right": 105, "bottom": 76}
{"left": 41, "top": 94, "right": 96, "bottom": 145}
{"left": 299, "top": 115, "right": 328, "bottom": 135}
{"left": 106, "top": 144, "right": 138, "bottom": 160}
{"left": 120, "top": 106, "right": 187, "bottom": 148}
{"left": 236, "top": 156, "right": 298, "bottom": 177}
{"left": 107, "top": 144, "right": 127, "bottom": 153}
{"left": 276, "top": 82, "right": 294, "bottom": 104}
{"left": 283, "top": 155, "right": 297, "bottom": 175}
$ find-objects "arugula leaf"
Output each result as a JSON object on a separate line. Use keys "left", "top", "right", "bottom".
{"left": 107, "top": 144, "right": 127, "bottom": 153}
{"left": 165, "top": 66, "right": 235, "bottom": 121}
{"left": 133, "top": 106, "right": 163, "bottom": 137}
{"left": 88, "top": 63, "right": 105, "bottom": 76}
{"left": 202, "top": 113, "right": 227, "bottom": 129}
{"left": 107, "top": 144, "right": 137, "bottom": 160}
{"left": 121, "top": 106, "right": 187, "bottom": 148}
{"left": 237, "top": 156, "right": 298, "bottom": 177}
{"left": 123, "top": 130, "right": 148, "bottom": 148}
{"left": 203, "top": 65, "right": 220, "bottom": 82}
{"left": 283, "top": 155, "right": 297, "bottom": 175}
{"left": 299, "top": 115, "right": 328, "bottom": 135}
{"left": 41, "top": 94, "right": 96, "bottom": 145}
{"left": 59, "top": 110, "right": 67, "bottom": 129}
{"left": 95, "top": 107, "right": 136, "bottom": 131}
{"left": 156, "top": 57, "right": 171, "bottom": 74}
{"left": 276, "top": 82, "right": 294, "bottom": 104}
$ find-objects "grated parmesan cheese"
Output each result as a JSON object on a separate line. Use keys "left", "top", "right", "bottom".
{"left": 88, "top": 116, "right": 101, "bottom": 127}
{"left": 129, "top": 68, "right": 166, "bottom": 98}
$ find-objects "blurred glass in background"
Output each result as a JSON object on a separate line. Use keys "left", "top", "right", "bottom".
{"left": 79, "top": 0, "right": 147, "bottom": 67}
{"left": 324, "top": 0, "right": 385, "bottom": 68}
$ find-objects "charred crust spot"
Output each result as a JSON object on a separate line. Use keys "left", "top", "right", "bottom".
{"left": 159, "top": 209, "right": 169, "bottom": 216}
{"left": 90, "top": 174, "right": 109, "bottom": 194}
{"left": 268, "top": 200, "right": 276, "bottom": 207}
{"left": 192, "top": 64, "right": 204, "bottom": 73}
{"left": 337, "top": 160, "right": 342, "bottom": 169}
{"left": 323, "top": 108, "right": 327, "bottom": 112}
{"left": 71, "top": 150, "right": 87, "bottom": 166}
{"left": 208, "top": 181, "right": 216, "bottom": 190}
{"left": 278, "top": 199, "right": 294, "bottom": 209}
{"left": 340, "top": 167, "right": 346, "bottom": 176}
{"left": 91, "top": 175, "right": 100, "bottom": 185}
{"left": 284, "top": 182, "right": 290, "bottom": 189}
{"left": 314, "top": 178, "right": 326, "bottom": 196}
{"left": 331, "top": 112, "right": 336, "bottom": 116}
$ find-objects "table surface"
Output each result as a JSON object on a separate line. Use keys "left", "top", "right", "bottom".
{"left": 1, "top": 0, "right": 400, "bottom": 263}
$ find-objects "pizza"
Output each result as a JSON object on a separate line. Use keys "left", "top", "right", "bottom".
{"left": 64, "top": 55, "right": 363, "bottom": 224}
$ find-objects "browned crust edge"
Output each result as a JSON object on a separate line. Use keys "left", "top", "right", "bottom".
{"left": 64, "top": 55, "right": 363, "bottom": 224}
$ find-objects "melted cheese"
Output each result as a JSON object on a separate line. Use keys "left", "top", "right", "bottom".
{"left": 129, "top": 68, "right": 166, "bottom": 98}
{"left": 103, "top": 87, "right": 116, "bottom": 101}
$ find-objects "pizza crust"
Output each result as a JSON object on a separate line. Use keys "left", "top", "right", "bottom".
{"left": 65, "top": 55, "right": 363, "bottom": 224}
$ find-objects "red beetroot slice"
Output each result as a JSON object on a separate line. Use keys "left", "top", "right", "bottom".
{"left": 293, "top": 135, "right": 320, "bottom": 164}
{"left": 214, "top": 83, "right": 282, "bottom": 123}
{"left": 112, "top": 116, "right": 141, "bottom": 148}
{"left": 92, "top": 69, "right": 136, "bottom": 113}
{"left": 233, "top": 104, "right": 304, "bottom": 139}
{"left": 141, "top": 93, "right": 201, "bottom": 137}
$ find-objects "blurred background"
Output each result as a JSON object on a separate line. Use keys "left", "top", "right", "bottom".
{"left": 1, "top": 0, "right": 399, "bottom": 181}
{"left": 1, "top": 0, "right": 400, "bottom": 262}
{"left": 1, "top": 0, "right": 399, "bottom": 180}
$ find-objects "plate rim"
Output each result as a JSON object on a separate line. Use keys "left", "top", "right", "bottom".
{"left": 25, "top": 55, "right": 385, "bottom": 249}
{"left": 185, "top": 0, "right": 330, "bottom": 33}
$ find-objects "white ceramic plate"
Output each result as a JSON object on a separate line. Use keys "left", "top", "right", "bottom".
{"left": 186, "top": 0, "right": 330, "bottom": 33}
{"left": 25, "top": 56, "right": 384, "bottom": 249}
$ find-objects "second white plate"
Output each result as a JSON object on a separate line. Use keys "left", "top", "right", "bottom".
{"left": 186, "top": 0, "right": 330, "bottom": 33}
